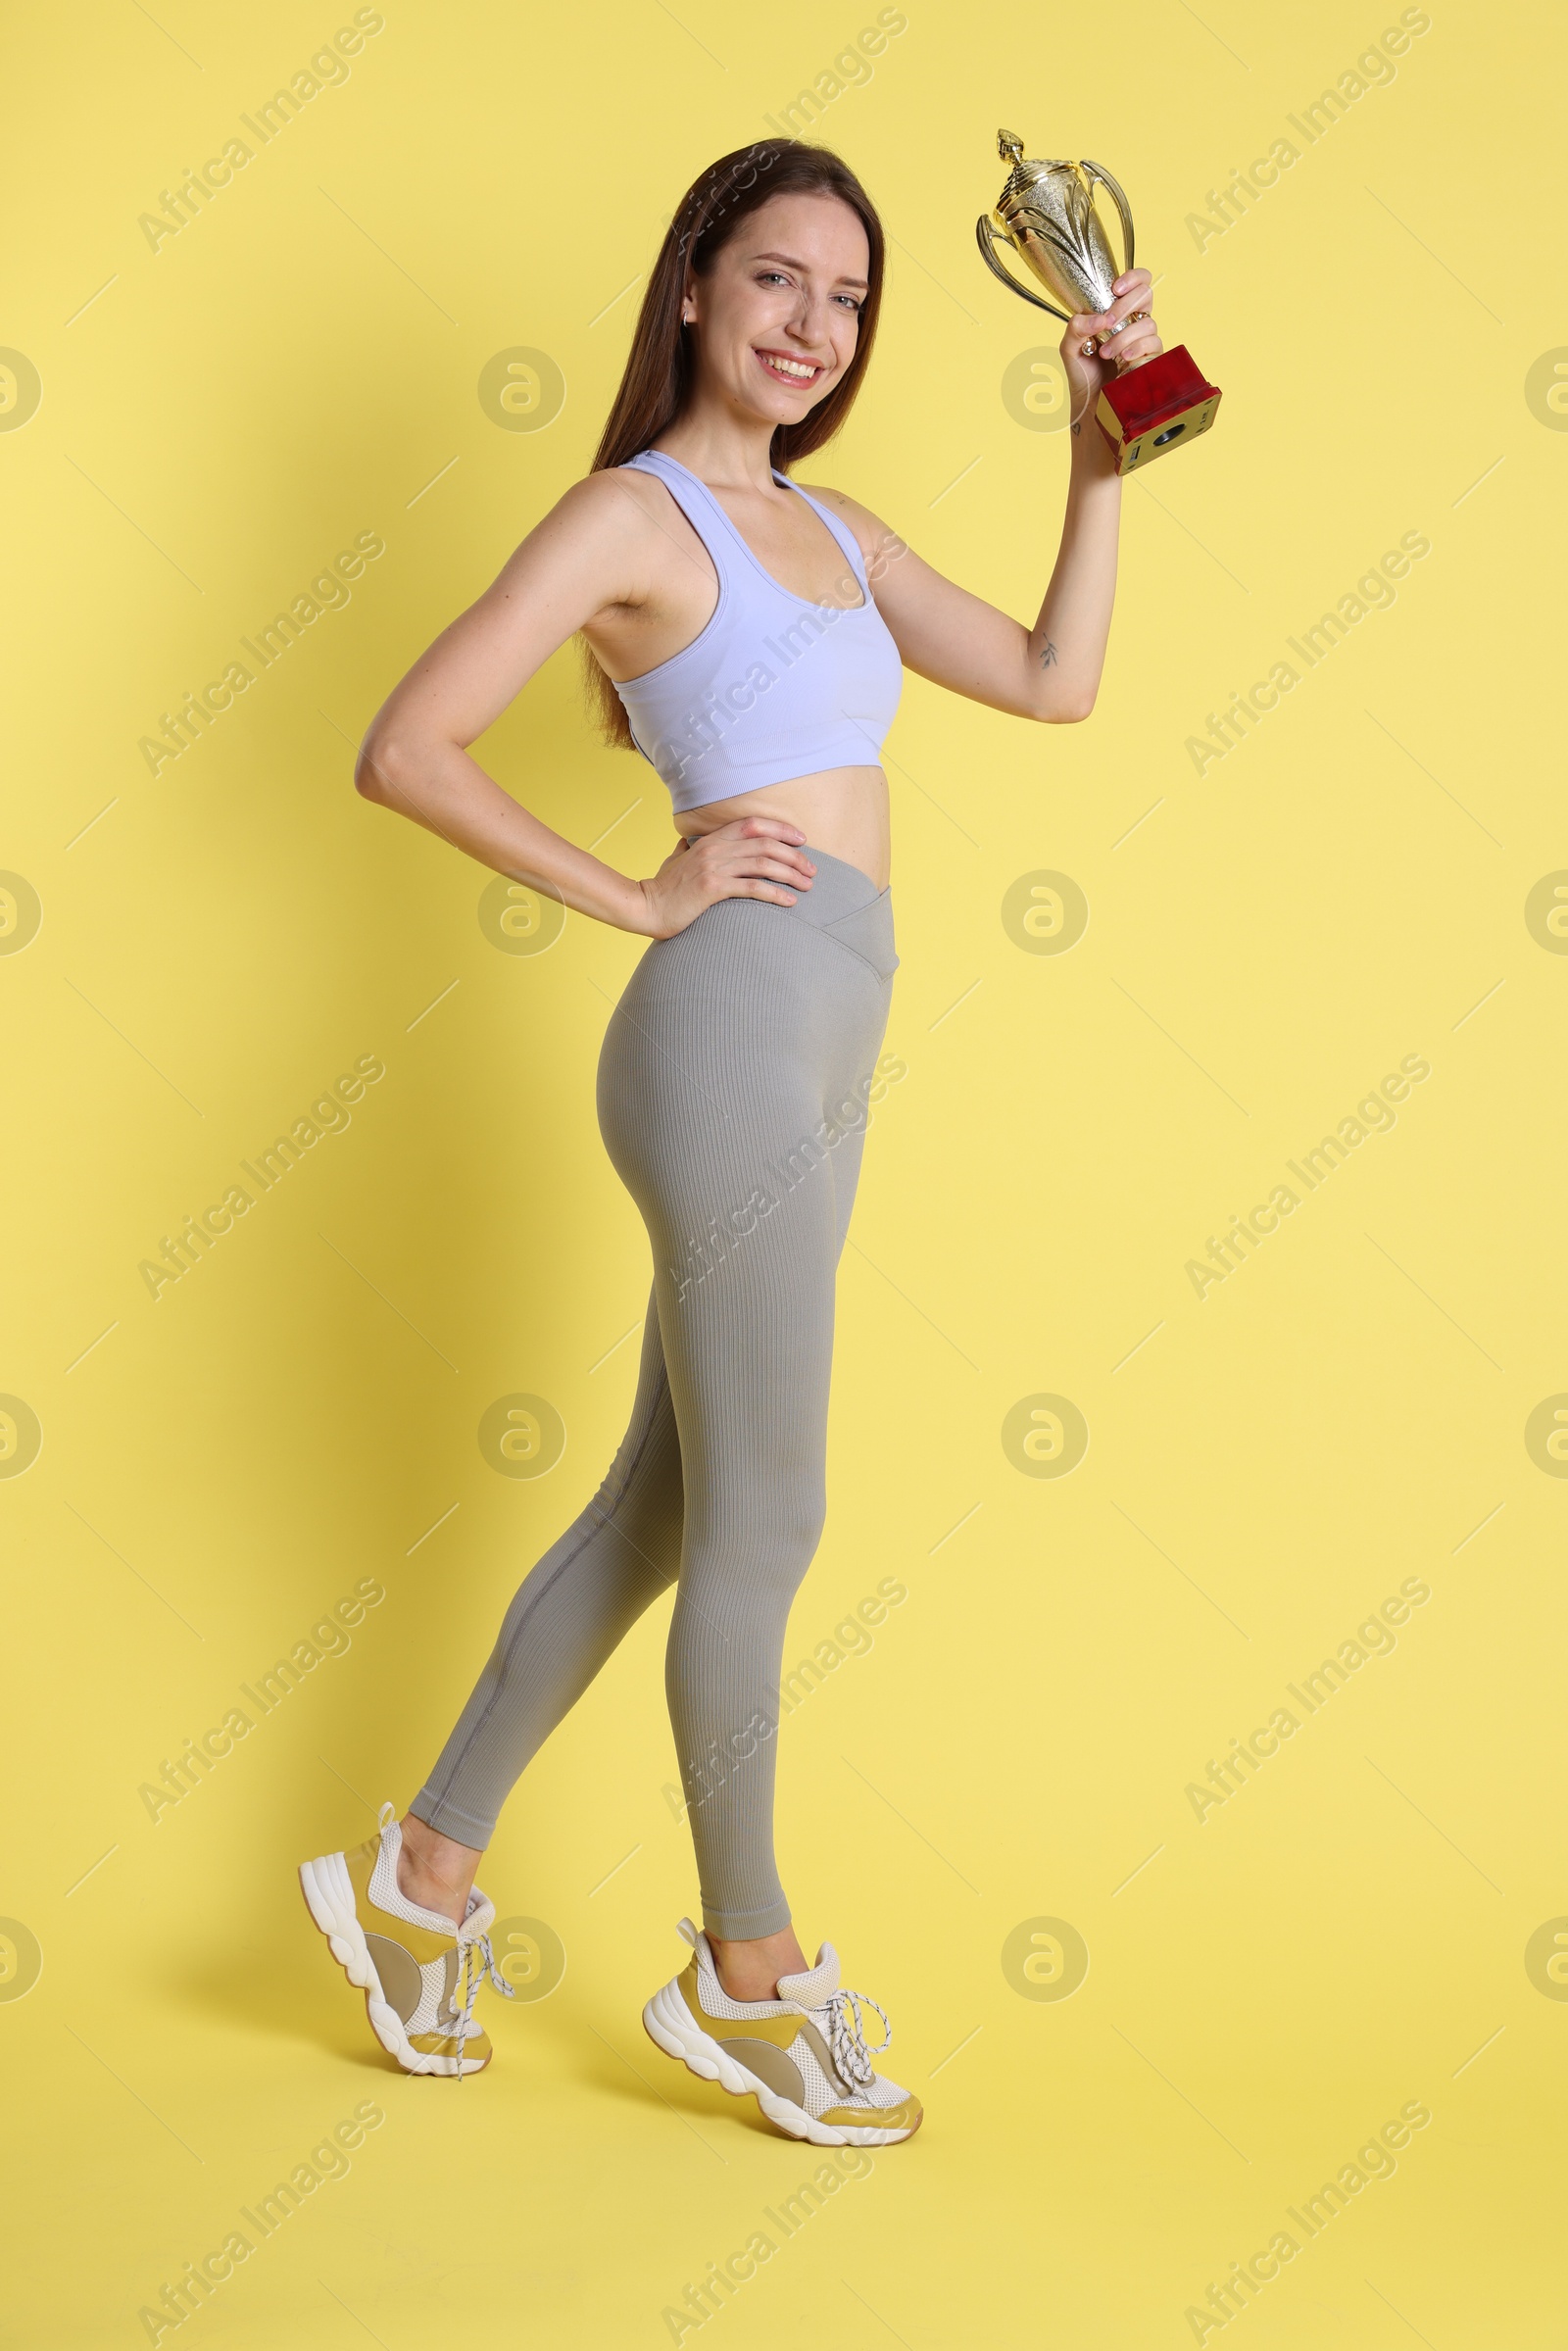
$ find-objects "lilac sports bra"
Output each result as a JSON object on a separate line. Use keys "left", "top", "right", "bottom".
{"left": 611, "top": 448, "right": 904, "bottom": 814}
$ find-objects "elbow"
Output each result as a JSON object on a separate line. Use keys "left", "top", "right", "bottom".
{"left": 355, "top": 729, "right": 406, "bottom": 804}
{"left": 1025, "top": 662, "right": 1098, "bottom": 723}
{"left": 356, "top": 725, "right": 466, "bottom": 805}
{"left": 1037, "top": 695, "right": 1096, "bottom": 724}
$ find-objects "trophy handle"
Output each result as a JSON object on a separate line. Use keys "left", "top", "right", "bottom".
{"left": 974, "top": 215, "right": 1072, "bottom": 322}
{"left": 1080, "top": 160, "right": 1136, "bottom": 280}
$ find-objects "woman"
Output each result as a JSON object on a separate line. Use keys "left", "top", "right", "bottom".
{"left": 300, "top": 137, "right": 1159, "bottom": 2146}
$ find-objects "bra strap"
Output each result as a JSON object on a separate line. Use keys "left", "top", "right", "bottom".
{"left": 774, "top": 471, "right": 871, "bottom": 596}
{"left": 622, "top": 449, "right": 742, "bottom": 576}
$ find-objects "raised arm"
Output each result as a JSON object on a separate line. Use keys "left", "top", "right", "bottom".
{"left": 808, "top": 269, "right": 1162, "bottom": 724}
{"left": 356, "top": 470, "right": 814, "bottom": 936}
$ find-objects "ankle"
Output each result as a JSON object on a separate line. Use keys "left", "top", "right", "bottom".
{"left": 714, "top": 1961, "right": 778, "bottom": 2001}
{"left": 709, "top": 1928, "right": 808, "bottom": 2003}
{"left": 395, "top": 1814, "right": 479, "bottom": 1926}
{"left": 396, "top": 1853, "right": 467, "bottom": 1925}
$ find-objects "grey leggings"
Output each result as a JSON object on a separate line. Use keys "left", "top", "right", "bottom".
{"left": 412, "top": 847, "right": 899, "bottom": 1938}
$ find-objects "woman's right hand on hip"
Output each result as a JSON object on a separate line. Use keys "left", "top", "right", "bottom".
{"left": 633, "top": 816, "right": 816, "bottom": 939}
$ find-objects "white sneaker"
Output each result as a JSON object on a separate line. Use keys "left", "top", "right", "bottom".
{"left": 298, "top": 1803, "right": 513, "bottom": 2077}
{"left": 642, "top": 1918, "right": 922, "bottom": 2145}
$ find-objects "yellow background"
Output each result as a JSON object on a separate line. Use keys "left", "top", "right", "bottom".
{"left": 5, "top": 0, "right": 1565, "bottom": 2342}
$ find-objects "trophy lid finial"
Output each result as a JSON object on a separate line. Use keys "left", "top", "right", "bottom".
{"left": 997, "top": 128, "right": 1025, "bottom": 166}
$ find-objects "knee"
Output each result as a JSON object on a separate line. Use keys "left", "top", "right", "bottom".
{"left": 750, "top": 1460, "right": 827, "bottom": 1567}
{"left": 599, "top": 1491, "right": 684, "bottom": 1594}
{"left": 782, "top": 1489, "right": 828, "bottom": 1571}
{"left": 735, "top": 1490, "right": 828, "bottom": 1606}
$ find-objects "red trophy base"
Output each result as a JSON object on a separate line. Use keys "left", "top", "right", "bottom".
{"left": 1095, "top": 344, "right": 1221, "bottom": 475}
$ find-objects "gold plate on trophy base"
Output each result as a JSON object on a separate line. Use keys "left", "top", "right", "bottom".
{"left": 1101, "top": 390, "right": 1221, "bottom": 474}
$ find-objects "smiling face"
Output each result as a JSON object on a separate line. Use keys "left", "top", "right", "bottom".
{"left": 683, "top": 189, "right": 871, "bottom": 426}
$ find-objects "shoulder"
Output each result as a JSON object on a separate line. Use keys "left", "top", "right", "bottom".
{"left": 501, "top": 465, "right": 680, "bottom": 602}
{"left": 793, "top": 479, "right": 906, "bottom": 579}
{"left": 537, "top": 464, "right": 670, "bottom": 543}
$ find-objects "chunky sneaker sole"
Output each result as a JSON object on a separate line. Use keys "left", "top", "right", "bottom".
{"left": 299, "top": 1803, "right": 510, "bottom": 2078}
{"left": 642, "top": 1919, "right": 922, "bottom": 2147}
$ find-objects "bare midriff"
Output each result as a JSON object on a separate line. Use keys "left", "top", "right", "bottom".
{"left": 678, "top": 764, "right": 891, "bottom": 894}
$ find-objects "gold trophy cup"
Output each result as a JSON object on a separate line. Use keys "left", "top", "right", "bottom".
{"left": 977, "top": 130, "right": 1220, "bottom": 472}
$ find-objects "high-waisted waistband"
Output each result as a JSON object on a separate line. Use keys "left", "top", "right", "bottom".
{"left": 775, "top": 843, "right": 885, "bottom": 929}
{"left": 774, "top": 843, "right": 898, "bottom": 979}
{"left": 673, "top": 839, "right": 898, "bottom": 981}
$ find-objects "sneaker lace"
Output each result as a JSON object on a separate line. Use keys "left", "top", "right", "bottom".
{"left": 821, "top": 1986, "right": 891, "bottom": 2092}
{"left": 450, "top": 1928, "right": 515, "bottom": 2081}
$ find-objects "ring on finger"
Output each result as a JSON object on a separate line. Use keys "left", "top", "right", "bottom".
{"left": 1101, "top": 308, "right": 1151, "bottom": 348}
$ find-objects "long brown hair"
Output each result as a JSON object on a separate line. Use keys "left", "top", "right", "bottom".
{"left": 583, "top": 139, "right": 885, "bottom": 752}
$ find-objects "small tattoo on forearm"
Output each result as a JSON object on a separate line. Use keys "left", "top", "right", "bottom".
{"left": 1070, "top": 418, "right": 1082, "bottom": 436}
{"left": 1039, "top": 639, "right": 1058, "bottom": 669}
